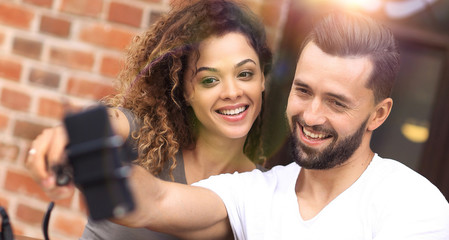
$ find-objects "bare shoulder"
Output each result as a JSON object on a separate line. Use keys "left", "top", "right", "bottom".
{"left": 107, "top": 108, "right": 130, "bottom": 139}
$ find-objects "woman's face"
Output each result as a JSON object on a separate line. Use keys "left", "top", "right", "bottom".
{"left": 183, "top": 32, "right": 265, "bottom": 141}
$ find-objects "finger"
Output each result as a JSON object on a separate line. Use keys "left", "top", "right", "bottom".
{"left": 26, "top": 129, "right": 53, "bottom": 181}
{"left": 46, "top": 125, "right": 68, "bottom": 167}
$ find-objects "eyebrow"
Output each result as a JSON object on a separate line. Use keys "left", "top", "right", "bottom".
{"left": 327, "top": 92, "right": 352, "bottom": 104}
{"left": 293, "top": 78, "right": 353, "bottom": 104}
{"left": 196, "top": 58, "right": 257, "bottom": 73}
{"left": 293, "top": 79, "right": 309, "bottom": 88}
{"left": 236, "top": 59, "right": 256, "bottom": 68}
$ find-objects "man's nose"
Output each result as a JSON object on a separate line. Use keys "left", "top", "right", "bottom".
{"left": 302, "top": 99, "right": 326, "bottom": 127}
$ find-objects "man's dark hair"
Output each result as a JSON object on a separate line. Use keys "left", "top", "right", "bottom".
{"left": 300, "top": 11, "right": 400, "bottom": 103}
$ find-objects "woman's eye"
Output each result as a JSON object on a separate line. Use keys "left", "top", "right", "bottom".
{"left": 238, "top": 71, "right": 254, "bottom": 79}
{"left": 201, "top": 77, "right": 218, "bottom": 86}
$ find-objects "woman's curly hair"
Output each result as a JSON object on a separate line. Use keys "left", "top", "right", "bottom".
{"left": 104, "top": 0, "right": 272, "bottom": 177}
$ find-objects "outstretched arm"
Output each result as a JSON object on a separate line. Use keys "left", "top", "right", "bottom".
{"left": 26, "top": 108, "right": 131, "bottom": 200}
{"left": 114, "top": 165, "right": 233, "bottom": 240}
{"left": 27, "top": 106, "right": 233, "bottom": 239}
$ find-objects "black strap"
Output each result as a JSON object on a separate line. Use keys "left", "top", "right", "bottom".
{"left": 42, "top": 202, "right": 54, "bottom": 240}
{"left": 0, "top": 206, "right": 14, "bottom": 240}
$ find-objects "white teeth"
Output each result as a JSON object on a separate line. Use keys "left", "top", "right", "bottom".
{"left": 219, "top": 106, "right": 246, "bottom": 116}
{"left": 303, "top": 127, "right": 327, "bottom": 139}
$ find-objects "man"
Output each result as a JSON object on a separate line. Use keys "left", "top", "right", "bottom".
{"left": 111, "top": 11, "right": 449, "bottom": 239}
{"left": 28, "top": 11, "right": 449, "bottom": 239}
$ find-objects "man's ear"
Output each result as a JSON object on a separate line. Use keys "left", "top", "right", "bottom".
{"left": 367, "top": 97, "right": 393, "bottom": 131}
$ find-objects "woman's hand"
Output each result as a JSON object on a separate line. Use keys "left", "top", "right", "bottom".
{"left": 25, "top": 125, "right": 75, "bottom": 200}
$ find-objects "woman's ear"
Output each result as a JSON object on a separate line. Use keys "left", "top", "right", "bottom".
{"left": 183, "top": 81, "right": 193, "bottom": 107}
{"left": 184, "top": 93, "right": 192, "bottom": 106}
{"left": 367, "top": 98, "right": 393, "bottom": 131}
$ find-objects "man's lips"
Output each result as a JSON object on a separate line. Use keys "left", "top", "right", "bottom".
{"left": 298, "top": 122, "right": 332, "bottom": 145}
{"left": 302, "top": 127, "right": 330, "bottom": 140}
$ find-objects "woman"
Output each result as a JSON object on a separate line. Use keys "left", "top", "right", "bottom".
{"left": 27, "top": 0, "right": 272, "bottom": 239}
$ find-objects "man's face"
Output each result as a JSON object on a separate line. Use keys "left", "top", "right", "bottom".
{"left": 286, "top": 42, "right": 376, "bottom": 169}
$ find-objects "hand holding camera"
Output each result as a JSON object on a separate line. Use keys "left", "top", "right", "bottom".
{"left": 26, "top": 105, "right": 136, "bottom": 220}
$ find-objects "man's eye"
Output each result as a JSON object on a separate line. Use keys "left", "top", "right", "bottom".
{"left": 331, "top": 100, "right": 347, "bottom": 109}
{"left": 297, "top": 88, "right": 309, "bottom": 95}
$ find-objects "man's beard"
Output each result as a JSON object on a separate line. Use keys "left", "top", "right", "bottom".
{"left": 290, "top": 115, "right": 369, "bottom": 170}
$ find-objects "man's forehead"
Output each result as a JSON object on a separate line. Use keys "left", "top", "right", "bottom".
{"left": 293, "top": 42, "right": 375, "bottom": 103}
{"left": 296, "top": 43, "right": 373, "bottom": 81}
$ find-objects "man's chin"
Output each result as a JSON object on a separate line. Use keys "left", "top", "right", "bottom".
{"left": 297, "top": 141, "right": 324, "bottom": 156}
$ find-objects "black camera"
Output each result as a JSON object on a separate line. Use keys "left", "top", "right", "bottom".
{"left": 62, "top": 105, "right": 135, "bottom": 220}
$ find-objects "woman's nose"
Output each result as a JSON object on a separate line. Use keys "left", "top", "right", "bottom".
{"left": 220, "top": 79, "right": 243, "bottom": 100}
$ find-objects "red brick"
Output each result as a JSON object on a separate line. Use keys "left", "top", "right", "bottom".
{"left": 0, "top": 58, "right": 22, "bottom": 82}
{"left": 0, "top": 3, "right": 34, "bottom": 29}
{"left": 13, "top": 120, "right": 47, "bottom": 141}
{"left": 40, "top": 15, "right": 71, "bottom": 38}
{"left": 0, "top": 142, "right": 19, "bottom": 161}
{"left": 38, "top": 97, "right": 64, "bottom": 119}
{"left": 5, "top": 170, "right": 48, "bottom": 200}
{"left": 4, "top": 170, "right": 73, "bottom": 208}
{"left": 108, "top": 2, "right": 143, "bottom": 27}
{"left": 1, "top": 88, "right": 31, "bottom": 112}
{"left": 0, "top": 113, "right": 8, "bottom": 130}
{"left": 23, "top": 0, "right": 53, "bottom": 8}
{"left": 100, "top": 55, "right": 123, "bottom": 77}
{"left": 16, "top": 203, "right": 45, "bottom": 225}
{"left": 29, "top": 68, "right": 60, "bottom": 88}
{"left": 60, "top": 0, "right": 103, "bottom": 18}
{"left": 49, "top": 47, "right": 94, "bottom": 71}
{"left": 79, "top": 24, "right": 135, "bottom": 50}
{"left": 12, "top": 37, "right": 43, "bottom": 59}
{"left": 67, "top": 77, "right": 116, "bottom": 100}
{"left": 53, "top": 213, "right": 86, "bottom": 236}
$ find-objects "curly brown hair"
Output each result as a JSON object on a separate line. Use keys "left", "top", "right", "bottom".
{"left": 105, "top": 0, "right": 272, "bottom": 177}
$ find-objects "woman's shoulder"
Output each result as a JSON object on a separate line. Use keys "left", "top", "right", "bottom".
{"left": 156, "top": 151, "right": 187, "bottom": 184}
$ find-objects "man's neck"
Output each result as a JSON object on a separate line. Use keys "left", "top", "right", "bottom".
{"left": 295, "top": 148, "right": 374, "bottom": 220}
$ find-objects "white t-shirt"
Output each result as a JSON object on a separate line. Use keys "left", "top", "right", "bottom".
{"left": 194, "top": 154, "right": 449, "bottom": 240}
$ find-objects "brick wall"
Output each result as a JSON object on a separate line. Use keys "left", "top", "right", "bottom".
{"left": 0, "top": 0, "right": 289, "bottom": 239}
